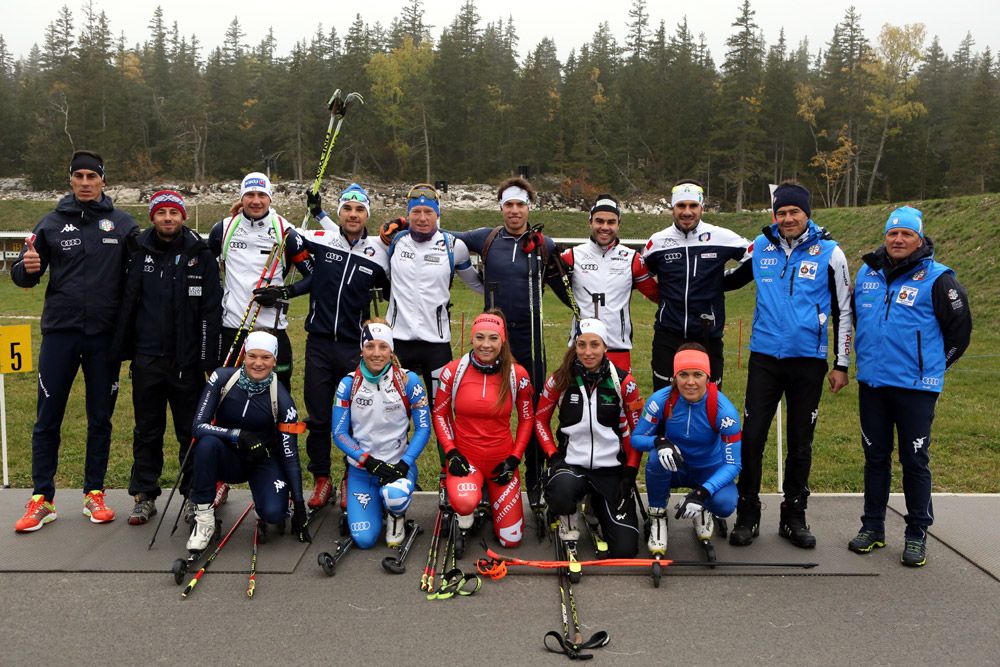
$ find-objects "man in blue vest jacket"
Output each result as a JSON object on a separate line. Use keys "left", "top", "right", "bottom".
{"left": 849, "top": 206, "right": 971, "bottom": 567}
{"left": 724, "top": 181, "right": 852, "bottom": 549}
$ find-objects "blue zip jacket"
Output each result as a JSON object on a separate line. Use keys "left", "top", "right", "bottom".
{"left": 632, "top": 387, "right": 742, "bottom": 496}
{"left": 853, "top": 239, "right": 971, "bottom": 393}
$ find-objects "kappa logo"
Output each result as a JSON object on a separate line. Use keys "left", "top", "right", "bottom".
{"left": 411, "top": 383, "right": 424, "bottom": 397}
{"left": 720, "top": 416, "right": 736, "bottom": 429}
{"left": 810, "top": 408, "right": 818, "bottom": 424}
{"left": 61, "top": 224, "right": 79, "bottom": 233}
{"left": 285, "top": 406, "right": 297, "bottom": 421}
{"left": 660, "top": 238, "right": 679, "bottom": 248}
{"left": 273, "top": 479, "right": 286, "bottom": 493}
{"left": 518, "top": 376, "right": 530, "bottom": 391}
{"left": 765, "top": 244, "right": 776, "bottom": 252}
{"left": 354, "top": 492, "right": 372, "bottom": 509}
{"left": 625, "top": 381, "right": 637, "bottom": 395}
{"left": 615, "top": 513, "right": 627, "bottom": 521}
{"left": 145, "top": 255, "right": 155, "bottom": 264}
{"left": 110, "top": 381, "right": 119, "bottom": 395}
{"left": 912, "top": 436, "right": 927, "bottom": 453}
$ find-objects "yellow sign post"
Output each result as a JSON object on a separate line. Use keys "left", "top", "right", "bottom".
{"left": 0, "top": 325, "right": 33, "bottom": 487}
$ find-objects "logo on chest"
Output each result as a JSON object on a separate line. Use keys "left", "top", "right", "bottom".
{"left": 798, "top": 261, "right": 818, "bottom": 280}
{"left": 896, "top": 286, "right": 919, "bottom": 306}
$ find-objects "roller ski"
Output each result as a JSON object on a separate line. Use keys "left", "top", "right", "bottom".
{"left": 171, "top": 503, "right": 221, "bottom": 585}
{"left": 647, "top": 507, "right": 668, "bottom": 588}
{"left": 318, "top": 536, "right": 355, "bottom": 577}
{"left": 555, "top": 513, "right": 583, "bottom": 584}
{"left": 382, "top": 519, "right": 423, "bottom": 574}
{"left": 528, "top": 483, "right": 547, "bottom": 542}
{"left": 582, "top": 499, "right": 609, "bottom": 558}
{"left": 694, "top": 510, "right": 727, "bottom": 565}
{"left": 180, "top": 503, "right": 256, "bottom": 598}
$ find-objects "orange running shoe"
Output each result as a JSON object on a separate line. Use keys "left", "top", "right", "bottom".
{"left": 14, "top": 494, "right": 57, "bottom": 532}
{"left": 82, "top": 490, "right": 116, "bottom": 523}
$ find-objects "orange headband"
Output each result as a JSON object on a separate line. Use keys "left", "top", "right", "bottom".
{"left": 674, "top": 349, "right": 711, "bottom": 377}
{"left": 471, "top": 313, "right": 506, "bottom": 343}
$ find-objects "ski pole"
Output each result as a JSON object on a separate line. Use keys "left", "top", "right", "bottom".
{"left": 182, "top": 502, "right": 255, "bottom": 598}
{"left": 544, "top": 518, "right": 609, "bottom": 659}
{"left": 420, "top": 508, "right": 443, "bottom": 592}
{"left": 148, "top": 437, "right": 196, "bottom": 550}
{"left": 300, "top": 89, "right": 365, "bottom": 229}
{"left": 223, "top": 242, "right": 283, "bottom": 367}
{"left": 369, "top": 287, "right": 383, "bottom": 319}
{"left": 247, "top": 518, "right": 260, "bottom": 598}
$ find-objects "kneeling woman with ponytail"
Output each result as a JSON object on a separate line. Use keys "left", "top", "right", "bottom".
{"left": 432, "top": 310, "right": 534, "bottom": 547}
{"left": 332, "top": 321, "right": 431, "bottom": 548}
{"left": 534, "top": 319, "right": 645, "bottom": 557}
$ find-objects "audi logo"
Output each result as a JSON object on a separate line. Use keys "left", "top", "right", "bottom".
{"left": 921, "top": 377, "right": 941, "bottom": 386}
{"left": 759, "top": 258, "right": 778, "bottom": 266}
{"left": 456, "top": 483, "right": 477, "bottom": 493}
{"left": 663, "top": 252, "right": 682, "bottom": 261}
{"left": 355, "top": 398, "right": 374, "bottom": 406}
{"left": 862, "top": 282, "right": 881, "bottom": 290}
{"left": 399, "top": 250, "right": 416, "bottom": 259}
{"left": 61, "top": 238, "right": 82, "bottom": 248}
{"left": 580, "top": 263, "right": 599, "bottom": 271}
{"left": 229, "top": 241, "right": 248, "bottom": 249}
{"left": 350, "top": 521, "right": 371, "bottom": 531}
{"left": 325, "top": 251, "right": 343, "bottom": 262}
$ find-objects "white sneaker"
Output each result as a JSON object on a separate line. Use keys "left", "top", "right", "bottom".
{"left": 456, "top": 512, "right": 475, "bottom": 530}
{"left": 386, "top": 513, "right": 406, "bottom": 547}
{"left": 558, "top": 513, "right": 580, "bottom": 543}
{"left": 693, "top": 509, "right": 714, "bottom": 542}
{"left": 187, "top": 504, "right": 216, "bottom": 552}
{"left": 648, "top": 507, "right": 668, "bottom": 555}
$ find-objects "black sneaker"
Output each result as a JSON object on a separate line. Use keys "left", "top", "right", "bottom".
{"left": 729, "top": 499, "right": 761, "bottom": 546}
{"left": 848, "top": 529, "right": 886, "bottom": 554}
{"left": 901, "top": 537, "right": 927, "bottom": 567}
{"left": 778, "top": 498, "right": 816, "bottom": 549}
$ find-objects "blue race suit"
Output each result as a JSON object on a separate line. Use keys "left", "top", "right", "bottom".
{"left": 332, "top": 366, "right": 431, "bottom": 549}
{"left": 632, "top": 386, "right": 742, "bottom": 516}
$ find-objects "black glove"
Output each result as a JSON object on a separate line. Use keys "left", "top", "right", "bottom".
{"left": 236, "top": 430, "right": 271, "bottom": 462}
{"left": 380, "top": 460, "right": 409, "bottom": 484}
{"left": 546, "top": 450, "right": 565, "bottom": 470}
{"left": 252, "top": 285, "right": 290, "bottom": 308}
{"left": 617, "top": 465, "right": 639, "bottom": 511}
{"left": 305, "top": 189, "right": 323, "bottom": 218}
{"left": 490, "top": 455, "right": 521, "bottom": 485}
{"left": 362, "top": 454, "right": 393, "bottom": 480}
{"left": 654, "top": 437, "right": 685, "bottom": 472}
{"left": 446, "top": 449, "right": 471, "bottom": 477}
{"left": 675, "top": 486, "right": 711, "bottom": 520}
{"left": 379, "top": 216, "right": 408, "bottom": 246}
{"left": 291, "top": 500, "right": 311, "bottom": 543}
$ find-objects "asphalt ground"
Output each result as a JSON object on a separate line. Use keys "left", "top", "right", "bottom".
{"left": 1, "top": 491, "right": 997, "bottom": 666}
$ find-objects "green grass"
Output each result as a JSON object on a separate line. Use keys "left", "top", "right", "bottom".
{"left": 0, "top": 194, "right": 996, "bottom": 500}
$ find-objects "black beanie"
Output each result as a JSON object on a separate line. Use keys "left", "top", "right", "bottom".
{"left": 590, "top": 193, "right": 621, "bottom": 219}
{"left": 69, "top": 150, "right": 105, "bottom": 179}
{"left": 772, "top": 183, "right": 810, "bottom": 218}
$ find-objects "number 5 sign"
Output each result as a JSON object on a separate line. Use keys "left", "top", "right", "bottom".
{"left": 0, "top": 324, "right": 32, "bottom": 487}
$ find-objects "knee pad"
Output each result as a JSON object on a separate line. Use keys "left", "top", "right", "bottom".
{"left": 381, "top": 477, "right": 414, "bottom": 515}
{"left": 446, "top": 468, "right": 483, "bottom": 515}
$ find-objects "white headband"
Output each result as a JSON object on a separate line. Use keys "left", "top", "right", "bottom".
{"left": 500, "top": 186, "right": 531, "bottom": 209}
{"left": 244, "top": 331, "right": 278, "bottom": 357}
{"left": 671, "top": 184, "right": 704, "bottom": 207}
{"left": 576, "top": 318, "right": 608, "bottom": 343}
{"left": 361, "top": 323, "right": 394, "bottom": 351}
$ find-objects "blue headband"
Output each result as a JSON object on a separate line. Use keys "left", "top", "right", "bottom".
{"left": 408, "top": 194, "right": 440, "bottom": 217}
{"left": 884, "top": 206, "right": 923, "bottom": 238}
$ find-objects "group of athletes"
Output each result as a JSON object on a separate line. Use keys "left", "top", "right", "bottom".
{"left": 11, "top": 149, "right": 971, "bottom": 568}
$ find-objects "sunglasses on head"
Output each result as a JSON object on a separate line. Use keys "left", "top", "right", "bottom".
{"left": 407, "top": 184, "right": 439, "bottom": 201}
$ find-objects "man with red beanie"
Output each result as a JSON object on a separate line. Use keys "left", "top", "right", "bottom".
{"left": 111, "top": 190, "right": 222, "bottom": 525}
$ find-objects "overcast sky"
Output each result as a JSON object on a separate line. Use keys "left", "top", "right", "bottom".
{"left": 2, "top": 0, "right": 997, "bottom": 64}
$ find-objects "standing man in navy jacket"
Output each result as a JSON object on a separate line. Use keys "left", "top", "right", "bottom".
{"left": 724, "top": 181, "right": 852, "bottom": 549}
{"left": 848, "top": 206, "right": 971, "bottom": 567}
{"left": 13, "top": 150, "right": 139, "bottom": 532}
{"left": 112, "top": 190, "right": 222, "bottom": 525}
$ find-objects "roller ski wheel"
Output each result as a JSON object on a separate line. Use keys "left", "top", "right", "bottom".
{"left": 533, "top": 506, "right": 547, "bottom": 542}
{"left": 172, "top": 519, "right": 221, "bottom": 585}
{"left": 381, "top": 520, "right": 423, "bottom": 574}
{"left": 454, "top": 526, "right": 467, "bottom": 560}
{"left": 702, "top": 540, "right": 718, "bottom": 565}
{"left": 318, "top": 551, "right": 336, "bottom": 577}
{"left": 651, "top": 556, "right": 663, "bottom": 588}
